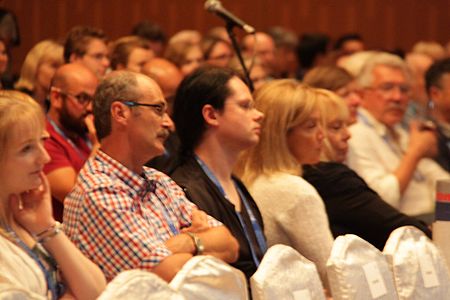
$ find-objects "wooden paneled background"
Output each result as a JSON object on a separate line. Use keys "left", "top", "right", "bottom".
{"left": 3, "top": 0, "right": 450, "bottom": 74}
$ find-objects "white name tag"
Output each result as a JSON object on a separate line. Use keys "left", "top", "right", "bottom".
{"left": 418, "top": 253, "right": 440, "bottom": 288}
{"left": 293, "top": 289, "right": 312, "bottom": 300}
{"left": 363, "top": 262, "right": 388, "bottom": 299}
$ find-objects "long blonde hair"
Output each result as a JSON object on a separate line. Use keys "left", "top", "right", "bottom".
{"left": 316, "top": 90, "right": 350, "bottom": 162}
{"left": 0, "top": 91, "right": 45, "bottom": 234}
{"left": 236, "top": 79, "right": 321, "bottom": 186}
{"left": 14, "top": 39, "right": 63, "bottom": 92}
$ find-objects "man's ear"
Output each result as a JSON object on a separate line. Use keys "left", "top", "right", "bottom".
{"left": 202, "top": 104, "right": 220, "bottom": 127}
{"left": 49, "top": 88, "right": 63, "bottom": 109}
{"left": 111, "top": 101, "right": 130, "bottom": 126}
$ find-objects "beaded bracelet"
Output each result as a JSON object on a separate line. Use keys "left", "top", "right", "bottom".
{"left": 35, "top": 222, "right": 63, "bottom": 244}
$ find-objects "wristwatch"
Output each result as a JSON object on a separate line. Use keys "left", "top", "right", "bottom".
{"left": 186, "top": 232, "right": 204, "bottom": 255}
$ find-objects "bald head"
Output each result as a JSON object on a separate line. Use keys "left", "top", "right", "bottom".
{"left": 52, "top": 62, "right": 98, "bottom": 91}
{"left": 142, "top": 58, "right": 182, "bottom": 97}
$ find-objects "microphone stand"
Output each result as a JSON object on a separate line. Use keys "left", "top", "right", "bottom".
{"left": 225, "top": 23, "right": 254, "bottom": 92}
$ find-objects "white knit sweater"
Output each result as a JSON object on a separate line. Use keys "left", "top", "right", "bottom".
{"left": 249, "top": 173, "right": 334, "bottom": 287}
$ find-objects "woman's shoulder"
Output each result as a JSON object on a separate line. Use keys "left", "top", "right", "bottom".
{"left": 251, "top": 172, "right": 320, "bottom": 198}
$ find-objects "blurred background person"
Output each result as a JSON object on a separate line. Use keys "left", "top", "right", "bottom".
{"left": 412, "top": 41, "right": 446, "bottom": 62}
{"left": 229, "top": 56, "right": 269, "bottom": 91}
{"left": 267, "top": 26, "right": 299, "bottom": 78}
{"left": 165, "top": 40, "right": 203, "bottom": 77}
{"left": 64, "top": 25, "right": 110, "bottom": 78}
{"left": 303, "top": 65, "right": 362, "bottom": 124}
{"left": 131, "top": 20, "right": 167, "bottom": 57}
{"left": 14, "top": 39, "right": 63, "bottom": 109}
{"left": 426, "top": 58, "right": 450, "bottom": 172}
{"left": 0, "top": 38, "right": 9, "bottom": 88}
{"left": 201, "top": 36, "right": 234, "bottom": 68}
{"left": 241, "top": 32, "right": 276, "bottom": 78}
{"left": 333, "top": 33, "right": 365, "bottom": 56}
{"left": 296, "top": 32, "right": 330, "bottom": 79}
{"left": 109, "top": 36, "right": 154, "bottom": 73}
{"left": 403, "top": 52, "right": 433, "bottom": 124}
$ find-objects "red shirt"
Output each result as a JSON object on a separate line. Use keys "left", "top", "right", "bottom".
{"left": 44, "top": 119, "right": 91, "bottom": 221}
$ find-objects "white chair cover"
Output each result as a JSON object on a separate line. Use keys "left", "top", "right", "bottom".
{"left": 383, "top": 226, "right": 450, "bottom": 299}
{"left": 251, "top": 244, "right": 326, "bottom": 300}
{"left": 98, "top": 270, "right": 182, "bottom": 300}
{"left": 169, "top": 255, "right": 248, "bottom": 300}
{"left": 327, "top": 234, "right": 398, "bottom": 300}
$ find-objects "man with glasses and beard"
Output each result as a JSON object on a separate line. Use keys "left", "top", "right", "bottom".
{"left": 44, "top": 63, "right": 99, "bottom": 221}
{"left": 347, "top": 52, "right": 449, "bottom": 223}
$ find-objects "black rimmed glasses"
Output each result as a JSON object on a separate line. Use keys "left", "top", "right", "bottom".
{"left": 122, "top": 101, "right": 166, "bottom": 117}
{"left": 52, "top": 87, "right": 94, "bottom": 106}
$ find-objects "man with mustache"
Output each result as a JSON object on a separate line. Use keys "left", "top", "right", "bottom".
{"left": 45, "top": 63, "right": 99, "bottom": 221}
{"left": 347, "top": 52, "right": 449, "bottom": 221}
{"left": 63, "top": 70, "right": 238, "bottom": 282}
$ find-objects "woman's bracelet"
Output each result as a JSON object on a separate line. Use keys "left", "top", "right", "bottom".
{"left": 35, "top": 222, "right": 63, "bottom": 244}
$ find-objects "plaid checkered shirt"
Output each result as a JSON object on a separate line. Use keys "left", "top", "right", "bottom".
{"left": 63, "top": 150, "right": 222, "bottom": 281}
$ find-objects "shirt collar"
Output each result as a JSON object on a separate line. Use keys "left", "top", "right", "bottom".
{"left": 95, "top": 150, "right": 154, "bottom": 196}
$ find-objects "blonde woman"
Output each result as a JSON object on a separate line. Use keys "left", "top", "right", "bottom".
{"left": 14, "top": 40, "right": 64, "bottom": 108}
{"left": 236, "top": 80, "right": 333, "bottom": 287}
{"left": 0, "top": 91, "right": 106, "bottom": 299}
{"left": 302, "top": 90, "right": 431, "bottom": 250}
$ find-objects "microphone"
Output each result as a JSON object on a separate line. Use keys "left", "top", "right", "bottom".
{"left": 204, "top": 0, "right": 255, "bottom": 34}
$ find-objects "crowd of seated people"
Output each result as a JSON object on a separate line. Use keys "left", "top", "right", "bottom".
{"left": 1, "top": 19, "right": 450, "bottom": 299}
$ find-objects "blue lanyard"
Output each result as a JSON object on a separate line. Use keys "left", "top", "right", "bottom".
{"left": 6, "top": 228, "right": 59, "bottom": 300}
{"left": 195, "top": 155, "right": 267, "bottom": 265}
{"left": 358, "top": 112, "right": 425, "bottom": 182}
{"left": 48, "top": 117, "right": 92, "bottom": 160}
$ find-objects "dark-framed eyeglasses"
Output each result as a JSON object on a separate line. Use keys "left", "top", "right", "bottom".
{"left": 122, "top": 101, "right": 166, "bottom": 117}
{"left": 52, "top": 87, "right": 94, "bottom": 106}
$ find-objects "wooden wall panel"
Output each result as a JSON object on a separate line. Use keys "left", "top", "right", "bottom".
{"left": 2, "top": 0, "right": 449, "bottom": 74}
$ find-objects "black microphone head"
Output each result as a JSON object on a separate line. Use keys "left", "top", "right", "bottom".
{"left": 204, "top": 0, "right": 222, "bottom": 12}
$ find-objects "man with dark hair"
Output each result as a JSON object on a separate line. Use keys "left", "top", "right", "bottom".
{"left": 296, "top": 33, "right": 330, "bottom": 79}
{"left": 132, "top": 20, "right": 167, "bottom": 57}
{"left": 44, "top": 63, "right": 99, "bottom": 221}
{"left": 63, "top": 70, "right": 238, "bottom": 282}
{"left": 266, "top": 26, "right": 299, "bottom": 78}
{"left": 109, "top": 36, "right": 154, "bottom": 73}
{"left": 333, "top": 33, "right": 365, "bottom": 55}
{"left": 64, "top": 26, "right": 110, "bottom": 78}
{"left": 426, "top": 58, "right": 450, "bottom": 171}
{"left": 170, "top": 66, "right": 266, "bottom": 280}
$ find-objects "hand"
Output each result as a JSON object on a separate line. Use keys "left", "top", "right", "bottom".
{"left": 84, "top": 114, "right": 99, "bottom": 146}
{"left": 407, "top": 121, "right": 438, "bottom": 159}
{"left": 181, "top": 209, "right": 210, "bottom": 233}
{"left": 10, "top": 172, "right": 55, "bottom": 235}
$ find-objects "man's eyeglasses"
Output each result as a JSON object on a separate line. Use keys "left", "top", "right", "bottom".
{"left": 122, "top": 101, "right": 166, "bottom": 117}
{"left": 52, "top": 87, "right": 94, "bottom": 106}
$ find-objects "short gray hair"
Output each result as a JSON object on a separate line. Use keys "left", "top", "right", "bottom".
{"left": 357, "top": 52, "right": 412, "bottom": 88}
{"left": 94, "top": 71, "right": 141, "bottom": 140}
